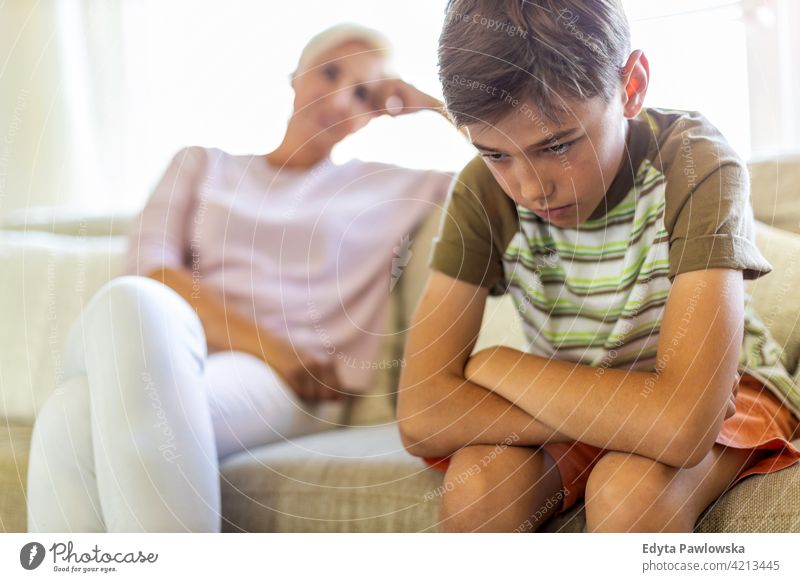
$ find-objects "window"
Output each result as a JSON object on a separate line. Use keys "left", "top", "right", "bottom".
{"left": 3, "top": 1, "right": 795, "bottom": 214}
{"left": 623, "top": 1, "right": 752, "bottom": 157}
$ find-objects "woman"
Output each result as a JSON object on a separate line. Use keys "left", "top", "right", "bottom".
{"left": 27, "top": 24, "right": 453, "bottom": 532}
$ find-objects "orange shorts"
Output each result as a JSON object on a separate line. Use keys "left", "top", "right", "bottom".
{"left": 423, "top": 373, "right": 800, "bottom": 516}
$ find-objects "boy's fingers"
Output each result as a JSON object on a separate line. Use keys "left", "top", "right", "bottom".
{"left": 725, "top": 395, "right": 737, "bottom": 420}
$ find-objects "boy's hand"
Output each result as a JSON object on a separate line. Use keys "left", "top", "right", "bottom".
{"left": 725, "top": 373, "right": 741, "bottom": 420}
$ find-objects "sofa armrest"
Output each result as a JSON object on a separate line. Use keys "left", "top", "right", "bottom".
{"left": 0, "top": 230, "right": 127, "bottom": 423}
{"left": 2, "top": 206, "right": 134, "bottom": 237}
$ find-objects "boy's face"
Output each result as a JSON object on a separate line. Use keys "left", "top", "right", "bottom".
{"left": 464, "top": 91, "right": 629, "bottom": 227}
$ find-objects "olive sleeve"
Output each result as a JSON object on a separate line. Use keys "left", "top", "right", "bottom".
{"left": 645, "top": 109, "right": 773, "bottom": 282}
{"left": 427, "top": 156, "right": 516, "bottom": 294}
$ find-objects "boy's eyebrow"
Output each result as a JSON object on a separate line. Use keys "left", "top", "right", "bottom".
{"left": 472, "top": 128, "right": 580, "bottom": 153}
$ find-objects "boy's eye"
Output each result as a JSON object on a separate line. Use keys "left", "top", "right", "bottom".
{"left": 479, "top": 152, "right": 507, "bottom": 162}
{"left": 546, "top": 140, "right": 575, "bottom": 155}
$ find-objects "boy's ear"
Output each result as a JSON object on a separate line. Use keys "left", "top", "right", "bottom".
{"left": 620, "top": 50, "right": 649, "bottom": 118}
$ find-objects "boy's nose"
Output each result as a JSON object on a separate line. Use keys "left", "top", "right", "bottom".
{"left": 516, "top": 164, "right": 553, "bottom": 205}
{"left": 518, "top": 179, "right": 554, "bottom": 206}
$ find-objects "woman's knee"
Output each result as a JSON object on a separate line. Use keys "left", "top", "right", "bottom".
{"left": 84, "top": 275, "right": 205, "bottom": 357}
{"left": 29, "top": 378, "right": 92, "bottom": 471}
{"left": 32, "top": 379, "right": 90, "bottom": 438}
{"left": 584, "top": 452, "right": 694, "bottom": 532}
{"left": 87, "top": 276, "right": 190, "bottom": 323}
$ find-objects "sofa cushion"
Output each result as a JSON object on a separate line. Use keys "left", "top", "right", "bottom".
{"left": 219, "top": 423, "right": 800, "bottom": 532}
{"left": 0, "top": 422, "right": 31, "bottom": 532}
{"left": 693, "top": 460, "right": 800, "bottom": 533}
{"left": 219, "top": 424, "right": 442, "bottom": 532}
{"left": 748, "top": 154, "right": 800, "bottom": 235}
{"left": 4, "top": 420, "right": 799, "bottom": 533}
{"left": 748, "top": 221, "right": 800, "bottom": 375}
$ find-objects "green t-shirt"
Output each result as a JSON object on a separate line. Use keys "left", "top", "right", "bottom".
{"left": 429, "top": 107, "right": 800, "bottom": 418}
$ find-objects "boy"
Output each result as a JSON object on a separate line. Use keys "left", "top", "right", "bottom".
{"left": 398, "top": 0, "right": 800, "bottom": 532}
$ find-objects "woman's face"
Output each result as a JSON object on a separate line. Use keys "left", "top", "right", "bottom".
{"left": 289, "top": 40, "right": 387, "bottom": 151}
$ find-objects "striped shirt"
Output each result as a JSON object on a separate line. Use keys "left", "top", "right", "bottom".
{"left": 429, "top": 108, "right": 800, "bottom": 418}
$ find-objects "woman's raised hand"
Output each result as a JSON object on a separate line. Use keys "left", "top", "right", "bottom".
{"left": 370, "top": 78, "right": 445, "bottom": 118}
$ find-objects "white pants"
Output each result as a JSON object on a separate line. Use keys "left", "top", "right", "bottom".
{"left": 26, "top": 276, "right": 345, "bottom": 532}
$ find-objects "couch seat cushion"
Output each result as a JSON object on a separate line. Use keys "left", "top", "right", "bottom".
{"left": 219, "top": 423, "right": 800, "bottom": 532}
{"left": 0, "top": 422, "right": 31, "bottom": 532}
{"left": 220, "top": 424, "right": 442, "bottom": 532}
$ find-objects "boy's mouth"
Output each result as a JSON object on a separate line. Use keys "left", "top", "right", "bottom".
{"left": 532, "top": 203, "right": 575, "bottom": 219}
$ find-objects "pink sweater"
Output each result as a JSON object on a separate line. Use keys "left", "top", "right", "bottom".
{"left": 124, "top": 147, "right": 452, "bottom": 393}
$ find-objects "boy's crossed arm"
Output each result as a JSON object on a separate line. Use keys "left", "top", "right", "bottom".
{"left": 397, "top": 271, "right": 575, "bottom": 458}
{"left": 463, "top": 267, "right": 744, "bottom": 469}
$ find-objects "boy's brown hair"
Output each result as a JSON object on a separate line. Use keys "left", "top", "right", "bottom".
{"left": 439, "top": 0, "right": 631, "bottom": 125}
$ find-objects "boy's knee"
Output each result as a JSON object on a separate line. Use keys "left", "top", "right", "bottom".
{"left": 439, "top": 444, "right": 547, "bottom": 531}
{"left": 438, "top": 446, "right": 500, "bottom": 527}
{"left": 584, "top": 452, "right": 692, "bottom": 532}
{"left": 443, "top": 445, "right": 498, "bottom": 494}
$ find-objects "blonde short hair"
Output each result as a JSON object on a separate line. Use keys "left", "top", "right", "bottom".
{"left": 294, "top": 23, "right": 394, "bottom": 76}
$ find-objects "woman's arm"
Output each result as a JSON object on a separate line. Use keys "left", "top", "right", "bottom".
{"left": 464, "top": 268, "right": 744, "bottom": 468}
{"left": 144, "top": 266, "right": 344, "bottom": 402}
{"left": 128, "top": 150, "right": 344, "bottom": 402}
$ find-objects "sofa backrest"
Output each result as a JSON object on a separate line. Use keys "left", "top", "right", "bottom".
{"left": 0, "top": 229, "right": 406, "bottom": 426}
{"left": 748, "top": 222, "right": 800, "bottom": 374}
{"left": 4, "top": 153, "right": 800, "bottom": 425}
{"left": 748, "top": 153, "right": 800, "bottom": 235}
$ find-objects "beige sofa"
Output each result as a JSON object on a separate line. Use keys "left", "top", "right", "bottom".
{"left": 2, "top": 154, "right": 800, "bottom": 533}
